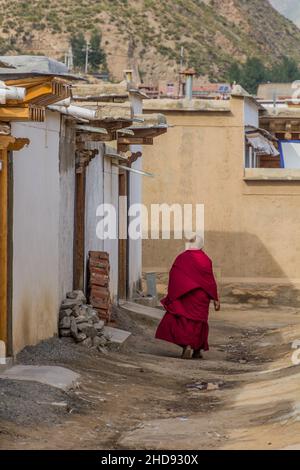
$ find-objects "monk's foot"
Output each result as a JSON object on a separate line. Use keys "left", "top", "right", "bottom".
{"left": 181, "top": 346, "right": 193, "bottom": 360}
{"left": 192, "top": 349, "right": 203, "bottom": 360}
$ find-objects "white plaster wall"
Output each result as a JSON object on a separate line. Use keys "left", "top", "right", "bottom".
{"left": 58, "top": 117, "right": 76, "bottom": 301}
{"left": 244, "top": 98, "right": 259, "bottom": 128}
{"left": 85, "top": 143, "right": 119, "bottom": 301}
{"left": 11, "top": 111, "right": 61, "bottom": 353}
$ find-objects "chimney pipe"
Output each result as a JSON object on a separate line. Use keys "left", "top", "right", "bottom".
{"left": 183, "top": 68, "right": 196, "bottom": 100}
{"left": 124, "top": 69, "right": 133, "bottom": 83}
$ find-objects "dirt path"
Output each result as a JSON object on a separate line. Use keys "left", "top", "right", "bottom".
{"left": 1, "top": 304, "right": 300, "bottom": 450}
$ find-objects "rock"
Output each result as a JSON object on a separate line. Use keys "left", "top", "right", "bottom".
{"left": 61, "top": 299, "right": 82, "bottom": 310}
{"left": 82, "top": 337, "right": 93, "bottom": 348}
{"left": 239, "top": 359, "right": 248, "bottom": 364}
{"left": 81, "top": 325, "right": 98, "bottom": 339}
{"left": 75, "top": 315, "right": 89, "bottom": 324}
{"left": 231, "top": 288, "right": 276, "bottom": 300}
{"left": 67, "top": 290, "right": 86, "bottom": 303}
{"left": 93, "top": 335, "right": 107, "bottom": 348}
{"left": 98, "top": 346, "right": 108, "bottom": 355}
{"left": 75, "top": 333, "right": 87, "bottom": 343}
{"left": 86, "top": 307, "right": 99, "bottom": 323}
{"left": 77, "top": 322, "right": 90, "bottom": 332}
{"left": 59, "top": 308, "right": 73, "bottom": 319}
{"left": 59, "top": 316, "right": 72, "bottom": 329}
{"left": 60, "top": 329, "right": 71, "bottom": 337}
{"left": 207, "top": 383, "right": 219, "bottom": 391}
{"left": 70, "top": 317, "right": 78, "bottom": 338}
{"left": 94, "top": 321, "right": 105, "bottom": 331}
{"left": 72, "top": 306, "right": 81, "bottom": 318}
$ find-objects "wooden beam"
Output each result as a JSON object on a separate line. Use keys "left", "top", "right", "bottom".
{"left": 22, "top": 82, "right": 53, "bottom": 103}
{"left": 0, "top": 147, "right": 8, "bottom": 346}
{"left": 5, "top": 77, "right": 52, "bottom": 88}
{"left": 0, "top": 106, "right": 31, "bottom": 121}
{"left": 117, "top": 137, "right": 154, "bottom": 145}
{"left": 8, "top": 138, "right": 30, "bottom": 151}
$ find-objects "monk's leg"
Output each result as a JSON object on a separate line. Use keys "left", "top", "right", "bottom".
{"left": 181, "top": 345, "right": 193, "bottom": 360}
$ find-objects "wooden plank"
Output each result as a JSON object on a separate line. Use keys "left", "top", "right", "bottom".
{"left": 117, "top": 137, "right": 154, "bottom": 145}
{"left": 0, "top": 148, "right": 8, "bottom": 345}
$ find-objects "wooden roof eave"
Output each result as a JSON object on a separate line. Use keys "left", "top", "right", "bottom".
{"left": 4, "top": 77, "right": 71, "bottom": 108}
{"left": 117, "top": 126, "right": 168, "bottom": 144}
{"left": 0, "top": 104, "right": 45, "bottom": 122}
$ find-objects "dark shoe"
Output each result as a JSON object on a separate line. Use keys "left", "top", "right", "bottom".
{"left": 192, "top": 349, "right": 203, "bottom": 359}
{"left": 182, "top": 346, "right": 193, "bottom": 360}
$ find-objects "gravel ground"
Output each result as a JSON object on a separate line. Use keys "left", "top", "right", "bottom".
{"left": 0, "top": 378, "right": 85, "bottom": 426}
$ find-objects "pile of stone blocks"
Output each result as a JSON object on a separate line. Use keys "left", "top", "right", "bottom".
{"left": 59, "top": 290, "right": 109, "bottom": 352}
{"left": 88, "top": 251, "right": 112, "bottom": 322}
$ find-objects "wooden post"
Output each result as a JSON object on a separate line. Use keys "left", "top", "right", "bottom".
{"left": 118, "top": 172, "right": 127, "bottom": 299}
{"left": 74, "top": 167, "right": 86, "bottom": 291}
{"left": 0, "top": 147, "right": 8, "bottom": 346}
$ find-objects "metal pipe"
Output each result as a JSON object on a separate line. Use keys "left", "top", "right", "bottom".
{"left": 48, "top": 104, "right": 96, "bottom": 120}
{"left": 0, "top": 85, "right": 26, "bottom": 104}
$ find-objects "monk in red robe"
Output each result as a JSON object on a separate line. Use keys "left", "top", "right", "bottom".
{"left": 155, "top": 236, "right": 220, "bottom": 359}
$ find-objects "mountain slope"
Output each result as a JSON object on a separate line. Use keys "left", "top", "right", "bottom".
{"left": 0, "top": 0, "right": 300, "bottom": 82}
{"left": 270, "top": 0, "right": 300, "bottom": 27}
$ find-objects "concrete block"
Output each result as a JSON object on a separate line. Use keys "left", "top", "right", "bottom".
{"left": 0, "top": 365, "right": 80, "bottom": 391}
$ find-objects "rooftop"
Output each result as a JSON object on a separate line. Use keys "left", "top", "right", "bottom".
{"left": 143, "top": 98, "right": 231, "bottom": 113}
{"left": 0, "top": 56, "right": 80, "bottom": 80}
{"left": 257, "top": 83, "right": 295, "bottom": 100}
{"left": 73, "top": 80, "right": 149, "bottom": 102}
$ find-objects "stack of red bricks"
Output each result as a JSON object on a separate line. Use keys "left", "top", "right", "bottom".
{"left": 88, "top": 251, "right": 111, "bottom": 323}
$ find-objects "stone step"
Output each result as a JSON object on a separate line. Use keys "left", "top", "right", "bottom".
{"left": 119, "top": 300, "right": 164, "bottom": 321}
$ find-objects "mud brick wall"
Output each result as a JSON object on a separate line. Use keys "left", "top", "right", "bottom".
{"left": 88, "top": 251, "right": 112, "bottom": 322}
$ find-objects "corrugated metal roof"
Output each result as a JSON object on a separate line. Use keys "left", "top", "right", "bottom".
{"left": 246, "top": 130, "right": 279, "bottom": 157}
{"left": 0, "top": 56, "right": 81, "bottom": 80}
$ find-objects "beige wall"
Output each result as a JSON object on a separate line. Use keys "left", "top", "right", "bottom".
{"left": 142, "top": 97, "right": 300, "bottom": 293}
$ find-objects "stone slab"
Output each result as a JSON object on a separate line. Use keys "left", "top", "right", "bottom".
{"left": 104, "top": 326, "right": 131, "bottom": 345}
{"left": 120, "top": 301, "right": 164, "bottom": 321}
{"left": 0, "top": 365, "right": 80, "bottom": 391}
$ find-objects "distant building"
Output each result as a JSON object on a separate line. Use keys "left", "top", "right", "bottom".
{"left": 141, "top": 81, "right": 300, "bottom": 307}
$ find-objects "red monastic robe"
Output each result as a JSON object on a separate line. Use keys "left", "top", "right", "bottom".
{"left": 155, "top": 249, "right": 218, "bottom": 351}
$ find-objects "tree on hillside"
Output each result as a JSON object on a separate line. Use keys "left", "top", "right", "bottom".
{"left": 228, "top": 62, "right": 242, "bottom": 85}
{"left": 70, "top": 31, "right": 107, "bottom": 72}
{"left": 70, "top": 32, "right": 86, "bottom": 69}
{"left": 241, "top": 58, "right": 268, "bottom": 94}
{"left": 89, "top": 31, "right": 107, "bottom": 72}
{"left": 227, "top": 56, "right": 300, "bottom": 95}
{"left": 271, "top": 57, "right": 299, "bottom": 82}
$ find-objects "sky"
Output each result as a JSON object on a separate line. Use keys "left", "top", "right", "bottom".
{"left": 269, "top": 0, "right": 300, "bottom": 27}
